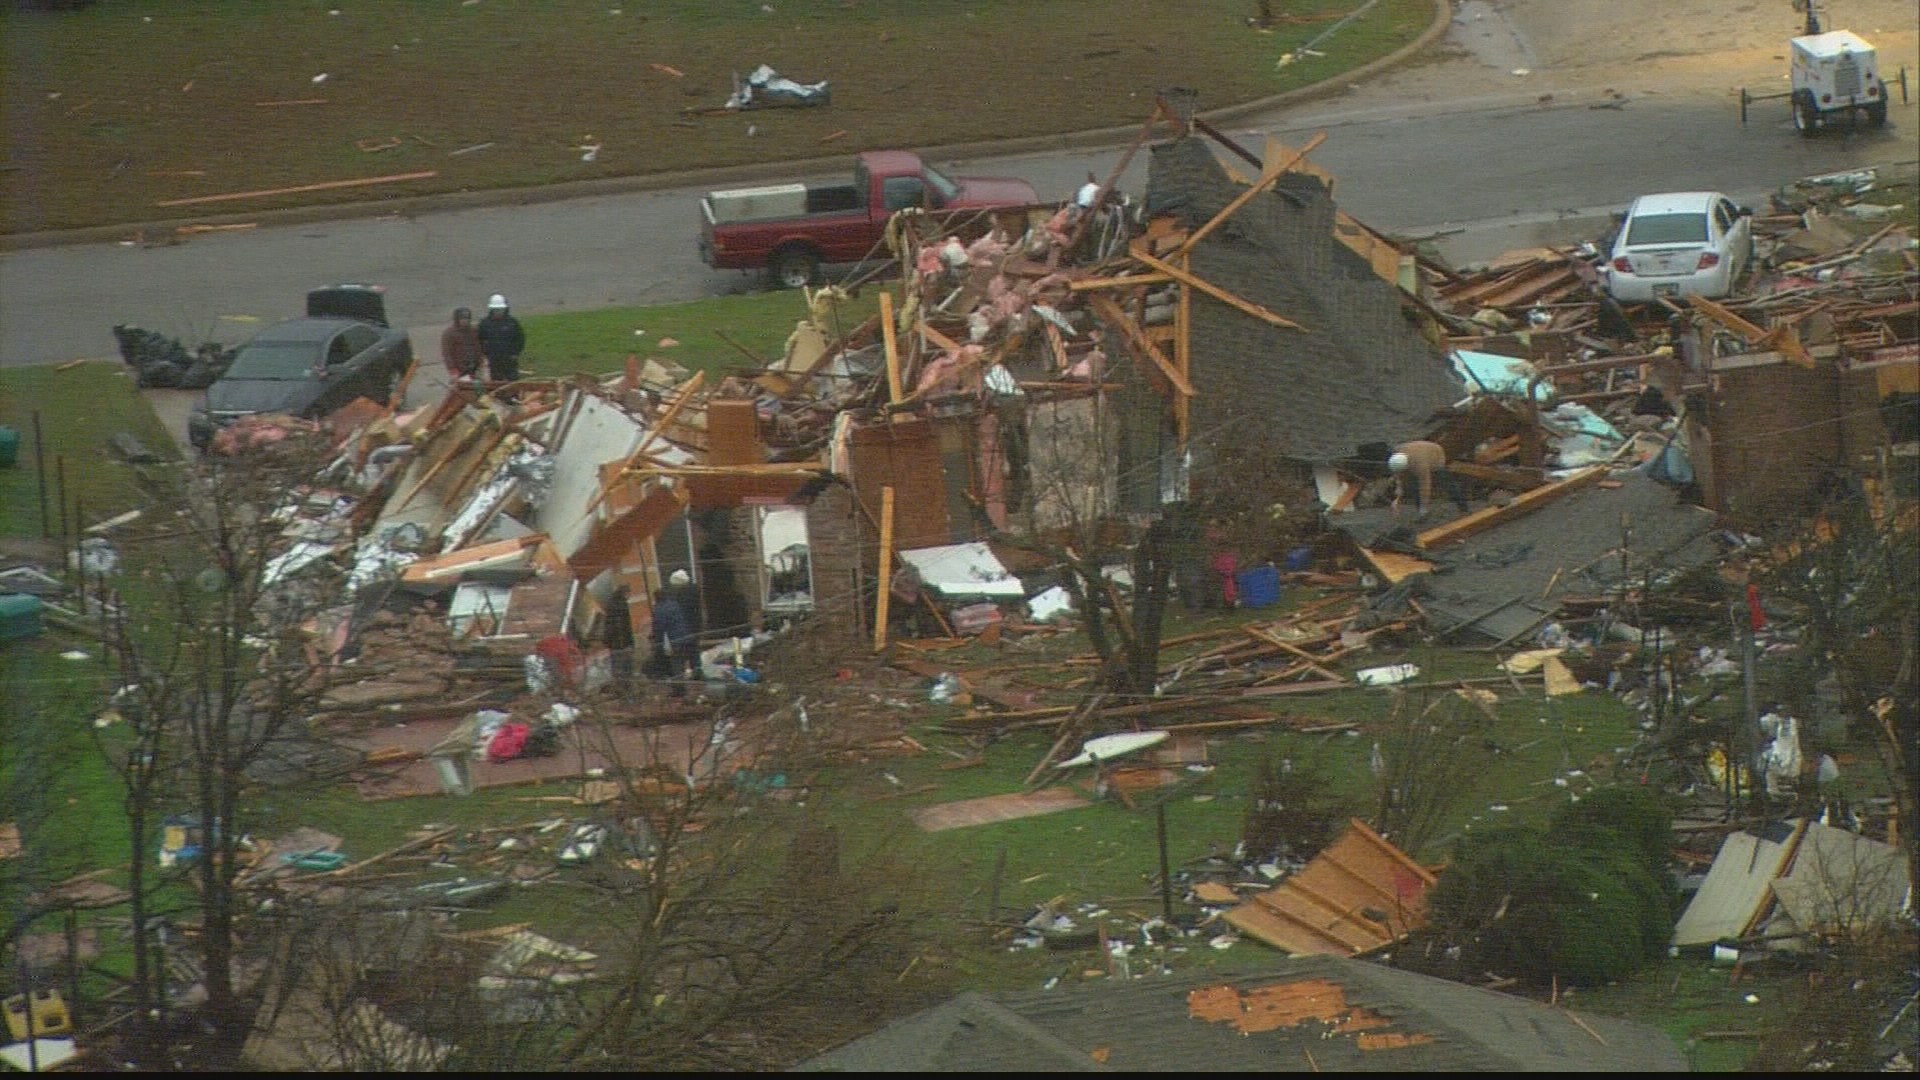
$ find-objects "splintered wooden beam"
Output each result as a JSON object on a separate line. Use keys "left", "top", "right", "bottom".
{"left": 584, "top": 371, "right": 706, "bottom": 518}
{"left": 1067, "top": 272, "right": 1173, "bottom": 293}
{"left": 1129, "top": 247, "right": 1305, "bottom": 332}
{"left": 920, "top": 322, "right": 964, "bottom": 354}
{"left": 1044, "top": 320, "right": 1071, "bottom": 372}
{"left": 1090, "top": 294, "right": 1196, "bottom": 397}
{"left": 1415, "top": 465, "right": 1607, "bottom": 548}
{"left": 1169, "top": 131, "right": 1327, "bottom": 260}
{"left": 1063, "top": 99, "right": 1168, "bottom": 254}
{"left": 1687, "top": 295, "right": 1767, "bottom": 343}
{"left": 632, "top": 370, "right": 705, "bottom": 459}
{"left": 873, "top": 486, "right": 896, "bottom": 653}
{"left": 880, "top": 291, "right": 903, "bottom": 404}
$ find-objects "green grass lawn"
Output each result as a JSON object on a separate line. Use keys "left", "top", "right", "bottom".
{"left": 520, "top": 288, "right": 879, "bottom": 382}
{"left": 0, "top": 361, "right": 179, "bottom": 541}
{"left": 1, "top": 0, "right": 1436, "bottom": 232}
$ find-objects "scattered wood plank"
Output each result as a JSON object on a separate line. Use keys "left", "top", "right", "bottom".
{"left": 1170, "top": 131, "right": 1327, "bottom": 258}
{"left": 1067, "top": 271, "right": 1174, "bottom": 293}
{"left": 173, "top": 222, "right": 258, "bottom": 236}
{"left": 1415, "top": 465, "right": 1607, "bottom": 549}
{"left": 873, "top": 486, "right": 896, "bottom": 653}
{"left": 155, "top": 170, "right": 438, "bottom": 207}
{"left": 1129, "top": 247, "right": 1305, "bottom": 332}
{"left": 1090, "top": 294, "right": 1196, "bottom": 397}
{"left": 326, "top": 827, "right": 455, "bottom": 879}
{"left": 880, "top": 291, "right": 904, "bottom": 404}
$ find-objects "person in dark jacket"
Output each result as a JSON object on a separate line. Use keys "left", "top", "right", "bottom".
{"left": 603, "top": 584, "right": 636, "bottom": 701}
{"left": 476, "top": 293, "right": 526, "bottom": 383}
{"left": 651, "top": 570, "right": 701, "bottom": 697}
{"left": 440, "top": 307, "right": 483, "bottom": 381}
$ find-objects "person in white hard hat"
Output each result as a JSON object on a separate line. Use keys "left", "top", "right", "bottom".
{"left": 650, "top": 569, "right": 701, "bottom": 698}
{"left": 476, "top": 293, "right": 525, "bottom": 383}
{"left": 1387, "top": 439, "right": 1471, "bottom": 518}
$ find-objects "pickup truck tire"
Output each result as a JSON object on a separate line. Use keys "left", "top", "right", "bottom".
{"left": 768, "top": 246, "right": 822, "bottom": 290}
{"left": 1792, "top": 91, "right": 1820, "bottom": 136}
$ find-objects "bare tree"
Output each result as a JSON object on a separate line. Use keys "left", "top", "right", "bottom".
{"left": 91, "top": 433, "right": 349, "bottom": 1062}
{"left": 526, "top": 706, "right": 945, "bottom": 1070}
{"left": 1757, "top": 494, "right": 1919, "bottom": 898}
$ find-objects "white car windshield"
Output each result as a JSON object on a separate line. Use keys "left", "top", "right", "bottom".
{"left": 1625, "top": 212, "right": 1710, "bottom": 246}
{"left": 224, "top": 342, "right": 319, "bottom": 380}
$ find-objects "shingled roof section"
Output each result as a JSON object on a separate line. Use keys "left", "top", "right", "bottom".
{"left": 1144, "top": 136, "right": 1464, "bottom": 465}
{"left": 797, "top": 954, "right": 1689, "bottom": 1072}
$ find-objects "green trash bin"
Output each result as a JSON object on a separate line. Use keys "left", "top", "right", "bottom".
{"left": 0, "top": 426, "right": 18, "bottom": 468}
{"left": 0, "top": 594, "right": 43, "bottom": 641}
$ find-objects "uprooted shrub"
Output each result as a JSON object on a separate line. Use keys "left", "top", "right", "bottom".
{"left": 1422, "top": 785, "right": 1677, "bottom": 985}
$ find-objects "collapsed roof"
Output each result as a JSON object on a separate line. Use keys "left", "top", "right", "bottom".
{"left": 1145, "top": 136, "right": 1465, "bottom": 465}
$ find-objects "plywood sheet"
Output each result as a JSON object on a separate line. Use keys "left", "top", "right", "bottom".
{"left": 1224, "top": 818, "right": 1436, "bottom": 956}
{"left": 849, "top": 417, "right": 952, "bottom": 550}
{"left": 910, "top": 788, "right": 1089, "bottom": 832}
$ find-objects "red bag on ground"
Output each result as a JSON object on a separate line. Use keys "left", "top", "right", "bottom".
{"left": 487, "top": 722, "right": 531, "bottom": 763}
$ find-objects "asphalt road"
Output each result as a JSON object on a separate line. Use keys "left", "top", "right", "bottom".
{"left": 2, "top": 4, "right": 1916, "bottom": 370}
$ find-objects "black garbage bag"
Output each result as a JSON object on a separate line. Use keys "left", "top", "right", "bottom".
{"left": 111, "top": 325, "right": 235, "bottom": 389}
{"left": 177, "top": 344, "right": 236, "bottom": 389}
{"left": 138, "top": 361, "right": 184, "bottom": 388}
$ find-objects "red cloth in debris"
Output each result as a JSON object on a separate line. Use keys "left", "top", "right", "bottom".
{"left": 1746, "top": 583, "right": 1767, "bottom": 632}
{"left": 533, "top": 634, "right": 585, "bottom": 687}
{"left": 486, "top": 722, "right": 531, "bottom": 763}
{"left": 1211, "top": 551, "right": 1239, "bottom": 606}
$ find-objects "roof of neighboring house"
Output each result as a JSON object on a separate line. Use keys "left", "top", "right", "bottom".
{"left": 798, "top": 954, "right": 1688, "bottom": 1072}
{"left": 1143, "top": 137, "right": 1464, "bottom": 466}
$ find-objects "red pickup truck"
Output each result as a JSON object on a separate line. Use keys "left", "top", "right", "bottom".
{"left": 699, "top": 150, "right": 1040, "bottom": 288}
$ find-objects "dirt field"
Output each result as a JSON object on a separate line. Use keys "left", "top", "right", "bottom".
{"left": 0, "top": 0, "right": 1433, "bottom": 234}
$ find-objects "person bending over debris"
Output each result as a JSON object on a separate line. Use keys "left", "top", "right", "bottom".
{"left": 1388, "top": 440, "right": 1471, "bottom": 518}
{"left": 477, "top": 293, "right": 526, "bottom": 383}
{"left": 440, "top": 307, "right": 483, "bottom": 381}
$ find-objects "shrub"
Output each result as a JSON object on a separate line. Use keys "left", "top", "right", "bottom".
{"left": 1424, "top": 786, "right": 1676, "bottom": 984}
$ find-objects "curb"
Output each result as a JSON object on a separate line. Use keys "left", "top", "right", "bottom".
{"left": 0, "top": 1, "right": 1453, "bottom": 254}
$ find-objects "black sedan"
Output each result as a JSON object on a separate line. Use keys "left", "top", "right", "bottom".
{"left": 188, "top": 316, "right": 412, "bottom": 450}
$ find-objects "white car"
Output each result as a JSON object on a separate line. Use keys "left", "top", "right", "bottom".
{"left": 1602, "top": 191, "right": 1755, "bottom": 303}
